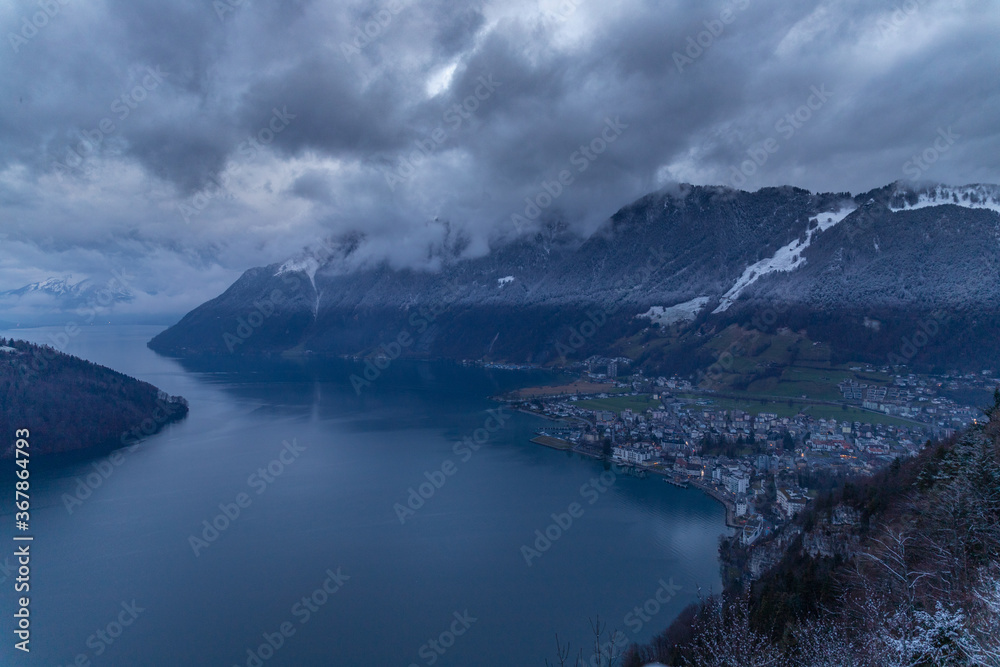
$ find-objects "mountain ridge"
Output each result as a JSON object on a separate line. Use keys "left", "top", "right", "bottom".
{"left": 148, "top": 181, "right": 1000, "bottom": 370}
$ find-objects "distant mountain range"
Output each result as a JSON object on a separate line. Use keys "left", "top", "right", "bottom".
{"left": 148, "top": 182, "right": 1000, "bottom": 372}
{"left": 0, "top": 276, "right": 133, "bottom": 313}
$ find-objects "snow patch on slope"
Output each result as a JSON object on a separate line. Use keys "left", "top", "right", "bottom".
{"left": 497, "top": 276, "right": 514, "bottom": 288}
{"left": 276, "top": 256, "right": 320, "bottom": 290}
{"left": 275, "top": 255, "right": 323, "bottom": 317}
{"left": 639, "top": 296, "right": 710, "bottom": 326}
{"left": 889, "top": 185, "right": 1000, "bottom": 215}
{"left": 713, "top": 206, "right": 856, "bottom": 313}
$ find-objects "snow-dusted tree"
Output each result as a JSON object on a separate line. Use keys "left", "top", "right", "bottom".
{"left": 684, "top": 596, "right": 782, "bottom": 667}
{"left": 613, "top": 392, "right": 1000, "bottom": 667}
{"left": 546, "top": 617, "right": 626, "bottom": 667}
{"left": 853, "top": 527, "right": 934, "bottom": 611}
{"left": 961, "top": 564, "right": 1000, "bottom": 666}
{"left": 917, "top": 429, "right": 1000, "bottom": 598}
{"left": 898, "top": 602, "right": 973, "bottom": 666}
{"left": 843, "top": 592, "right": 978, "bottom": 666}
{"left": 791, "top": 618, "right": 864, "bottom": 667}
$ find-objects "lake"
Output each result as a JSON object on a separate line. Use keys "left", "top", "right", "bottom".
{"left": 0, "top": 325, "right": 728, "bottom": 666}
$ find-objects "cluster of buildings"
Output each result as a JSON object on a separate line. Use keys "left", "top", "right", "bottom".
{"left": 839, "top": 370, "right": 989, "bottom": 427}
{"left": 520, "top": 366, "right": 996, "bottom": 560}
{"left": 583, "top": 356, "right": 631, "bottom": 379}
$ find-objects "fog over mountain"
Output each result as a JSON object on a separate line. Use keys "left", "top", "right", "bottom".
{"left": 2, "top": 0, "right": 999, "bottom": 318}
{"left": 149, "top": 181, "right": 1000, "bottom": 371}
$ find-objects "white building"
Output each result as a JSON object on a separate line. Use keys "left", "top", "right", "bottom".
{"left": 741, "top": 517, "right": 764, "bottom": 546}
{"left": 735, "top": 497, "right": 748, "bottom": 517}
{"left": 777, "top": 487, "right": 808, "bottom": 517}
{"left": 723, "top": 472, "right": 749, "bottom": 495}
{"left": 612, "top": 446, "right": 653, "bottom": 464}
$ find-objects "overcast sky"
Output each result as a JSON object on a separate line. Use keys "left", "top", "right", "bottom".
{"left": 1, "top": 0, "right": 998, "bottom": 318}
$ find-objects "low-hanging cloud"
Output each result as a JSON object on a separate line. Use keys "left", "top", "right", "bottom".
{"left": 0, "top": 0, "right": 998, "bottom": 318}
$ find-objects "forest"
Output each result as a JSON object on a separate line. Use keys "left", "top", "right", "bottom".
{"left": 553, "top": 390, "right": 1000, "bottom": 666}
{"left": 0, "top": 338, "right": 188, "bottom": 457}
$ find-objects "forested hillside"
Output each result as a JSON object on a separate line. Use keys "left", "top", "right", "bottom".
{"left": 0, "top": 338, "right": 188, "bottom": 456}
{"left": 150, "top": 183, "right": 1000, "bottom": 373}
{"left": 622, "top": 390, "right": 1000, "bottom": 666}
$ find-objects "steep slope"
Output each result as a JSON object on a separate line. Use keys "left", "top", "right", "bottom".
{"left": 149, "top": 182, "right": 1000, "bottom": 368}
{"left": 0, "top": 338, "right": 188, "bottom": 456}
{"left": 742, "top": 183, "right": 1000, "bottom": 309}
{"left": 623, "top": 391, "right": 1000, "bottom": 667}
{"left": 534, "top": 185, "right": 852, "bottom": 307}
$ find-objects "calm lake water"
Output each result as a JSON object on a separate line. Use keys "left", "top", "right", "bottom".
{"left": 0, "top": 325, "right": 727, "bottom": 666}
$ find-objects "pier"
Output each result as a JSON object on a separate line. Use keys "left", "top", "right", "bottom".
{"left": 530, "top": 435, "right": 572, "bottom": 450}
{"left": 664, "top": 475, "right": 689, "bottom": 489}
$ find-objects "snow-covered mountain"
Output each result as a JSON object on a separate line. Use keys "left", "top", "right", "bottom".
{"left": 149, "top": 181, "right": 1000, "bottom": 368}
{"left": 0, "top": 276, "right": 134, "bottom": 316}
{"left": 713, "top": 206, "right": 857, "bottom": 313}
{"left": 1, "top": 277, "right": 85, "bottom": 298}
{"left": 887, "top": 183, "right": 1000, "bottom": 214}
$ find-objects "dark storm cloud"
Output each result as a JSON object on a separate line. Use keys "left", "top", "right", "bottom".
{"left": 0, "top": 0, "right": 998, "bottom": 315}
{"left": 432, "top": 5, "right": 487, "bottom": 56}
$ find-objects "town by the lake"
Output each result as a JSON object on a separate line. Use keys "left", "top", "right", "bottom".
{"left": 496, "top": 356, "right": 998, "bottom": 581}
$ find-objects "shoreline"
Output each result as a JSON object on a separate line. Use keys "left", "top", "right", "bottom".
{"left": 690, "top": 479, "right": 741, "bottom": 528}
{"left": 511, "top": 406, "right": 564, "bottom": 421}
{"left": 511, "top": 402, "right": 742, "bottom": 528}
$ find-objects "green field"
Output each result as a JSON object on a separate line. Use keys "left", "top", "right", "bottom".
{"left": 562, "top": 360, "right": 916, "bottom": 427}
{"left": 675, "top": 392, "right": 917, "bottom": 427}
{"left": 748, "top": 367, "right": 847, "bottom": 401}
{"left": 573, "top": 394, "right": 662, "bottom": 414}
{"left": 685, "top": 325, "right": 903, "bottom": 401}
{"left": 676, "top": 393, "right": 803, "bottom": 417}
